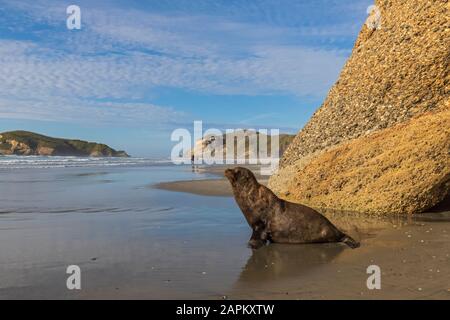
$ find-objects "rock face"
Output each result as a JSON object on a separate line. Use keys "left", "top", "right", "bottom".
{"left": 0, "top": 131, "right": 129, "bottom": 157}
{"left": 269, "top": 0, "right": 449, "bottom": 214}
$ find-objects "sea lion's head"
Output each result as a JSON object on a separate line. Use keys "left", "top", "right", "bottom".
{"left": 224, "top": 167, "right": 257, "bottom": 187}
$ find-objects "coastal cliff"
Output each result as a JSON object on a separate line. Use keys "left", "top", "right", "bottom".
{"left": 188, "top": 131, "right": 295, "bottom": 160}
{"left": 269, "top": 0, "right": 449, "bottom": 214}
{"left": 0, "top": 131, "right": 129, "bottom": 157}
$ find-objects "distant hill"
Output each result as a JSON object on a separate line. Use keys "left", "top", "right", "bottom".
{"left": 188, "top": 130, "right": 295, "bottom": 160}
{"left": 0, "top": 131, "right": 129, "bottom": 157}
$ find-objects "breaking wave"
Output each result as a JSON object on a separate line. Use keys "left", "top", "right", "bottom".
{"left": 0, "top": 155, "right": 172, "bottom": 169}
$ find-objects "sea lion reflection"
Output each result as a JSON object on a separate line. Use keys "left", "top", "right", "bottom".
{"left": 237, "top": 243, "right": 345, "bottom": 284}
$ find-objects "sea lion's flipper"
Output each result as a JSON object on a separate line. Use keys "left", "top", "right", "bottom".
{"left": 341, "top": 234, "right": 360, "bottom": 249}
{"left": 248, "top": 237, "right": 265, "bottom": 250}
{"left": 248, "top": 229, "right": 266, "bottom": 250}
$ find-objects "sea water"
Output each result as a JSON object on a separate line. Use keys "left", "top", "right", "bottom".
{"left": 1, "top": 156, "right": 448, "bottom": 299}
{"left": 0, "top": 156, "right": 251, "bottom": 299}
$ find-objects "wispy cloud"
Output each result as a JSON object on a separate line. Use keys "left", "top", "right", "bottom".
{"left": 0, "top": 0, "right": 370, "bottom": 124}
{"left": 0, "top": 96, "right": 183, "bottom": 125}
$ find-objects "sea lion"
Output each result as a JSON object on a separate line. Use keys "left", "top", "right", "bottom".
{"left": 224, "top": 167, "right": 360, "bottom": 250}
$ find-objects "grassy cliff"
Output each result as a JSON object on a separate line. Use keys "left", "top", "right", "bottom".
{"left": 0, "top": 131, "right": 129, "bottom": 157}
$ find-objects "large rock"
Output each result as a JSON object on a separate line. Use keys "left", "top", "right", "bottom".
{"left": 269, "top": 0, "right": 449, "bottom": 214}
{"left": 270, "top": 107, "right": 449, "bottom": 214}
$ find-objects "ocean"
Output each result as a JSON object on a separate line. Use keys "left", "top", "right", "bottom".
{"left": 0, "top": 156, "right": 251, "bottom": 299}
{"left": 2, "top": 156, "right": 448, "bottom": 299}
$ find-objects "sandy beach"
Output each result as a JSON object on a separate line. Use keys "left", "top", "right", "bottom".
{"left": 154, "top": 165, "right": 268, "bottom": 197}
{"left": 153, "top": 165, "right": 450, "bottom": 300}
{"left": 1, "top": 163, "right": 449, "bottom": 300}
{"left": 231, "top": 219, "right": 450, "bottom": 300}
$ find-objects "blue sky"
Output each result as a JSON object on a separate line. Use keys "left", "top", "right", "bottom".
{"left": 0, "top": 0, "right": 373, "bottom": 157}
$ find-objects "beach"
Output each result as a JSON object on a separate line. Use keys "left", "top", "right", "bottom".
{"left": 154, "top": 165, "right": 268, "bottom": 197}
{"left": 0, "top": 158, "right": 449, "bottom": 299}
{"left": 156, "top": 165, "right": 450, "bottom": 299}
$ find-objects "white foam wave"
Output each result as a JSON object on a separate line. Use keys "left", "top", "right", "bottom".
{"left": 0, "top": 155, "right": 172, "bottom": 169}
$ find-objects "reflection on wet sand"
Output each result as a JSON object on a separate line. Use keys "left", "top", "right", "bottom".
{"left": 231, "top": 210, "right": 450, "bottom": 300}
{"left": 1, "top": 162, "right": 449, "bottom": 299}
{"left": 235, "top": 243, "right": 345, "bottom": 285}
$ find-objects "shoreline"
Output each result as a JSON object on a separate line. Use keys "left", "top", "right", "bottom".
{"left": 153, "top": 166, "right": 450, "bottom": 299}
{"left": 1, "top": 164, "right": 449, "bottom": 299}
{"left": 152, "top": 164, "right": 445, "bottom": 223}
{"left": 154, "top": 177, "right": 449, "bottom": 232}
{"left": 154, "top": 179, "right": 234, "bottom": 197}
{"left": 153, "top": 164, "right": 268, "bottom": 197}
{"left": 230, "top": 220, "right": 450, "bottom": 300}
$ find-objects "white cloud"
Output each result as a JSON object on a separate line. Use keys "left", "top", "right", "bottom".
{"left": 0, "top": 0, "right": 358, "bottom": 123}
{"left": 0, "top": 38, "right": 347, "bottom": 99}
{"left": 0, "top": 96, "right": 183, "bottom": 124}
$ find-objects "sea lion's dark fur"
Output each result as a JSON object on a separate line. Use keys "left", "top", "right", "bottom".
{"left": 225, "top": 167, "right": 360, "bottom": 250}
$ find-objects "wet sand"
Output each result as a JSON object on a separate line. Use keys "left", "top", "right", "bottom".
{"left": 155, "top": 179, "right": 233, "bottom": 197}
{"left": 232, "top": 219, "right": 450, "bottom": 300}
{"left": 1, "top": 164, "right": 449, "bottom": 300}
{"left": 153, "top": 166, "right": 450, "bottom": 300}
{"left": 154, "top": 165, "right": 267, "bottom": 197}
